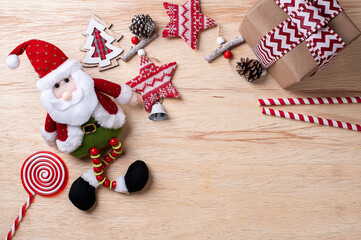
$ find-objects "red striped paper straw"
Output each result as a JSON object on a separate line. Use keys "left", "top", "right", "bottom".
{"left": 258, "top": 96, "right": 361, "bottom": 106}
{"left": 262, "top": 107, "right": 361, "bottom": 132}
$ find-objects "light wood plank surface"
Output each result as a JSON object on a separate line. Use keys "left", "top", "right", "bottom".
{"left": 1, "top": 0, "right": 361, "bottom": 239}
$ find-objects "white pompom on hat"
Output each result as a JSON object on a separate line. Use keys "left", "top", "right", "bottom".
{"left": 6, "top": 54, "right": 20, "bottom": 69}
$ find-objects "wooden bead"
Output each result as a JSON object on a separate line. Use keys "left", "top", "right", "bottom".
{"left": 131, "top": 36, "right": 139, "bottom": 44}
{"left": 96, "top": 174, "right": 104, "bottom": 181}
{"left": 224, "top": 51, "right": 232, "bottom": 59}
{"left": 103, "top": 179, "right": 110, "bottom": 187}
{"left": 112, "top": 181, "right": 117, "bottom": 189}
{"left": 92, "top": 158, "right": 101, "bottom": 165}
{"left": 109, "top": 138, "right": 118, "bottom": 146}
{"left": 217, "top": 37, "right": 225, "bottom": 45}
{"left": 110, "top": 150, "right": 118, "bottom": 157}
{"left": 138, "top": 49, "right": 145, "bottom": 56}
{"left": 90, "top": 147, "right": 98, "bottom": 156}
{"left": 105, "top": 155, "right": 112, "bottom": 163}
{"left": 101, "top": 163, "right": 106, "bottom": 170}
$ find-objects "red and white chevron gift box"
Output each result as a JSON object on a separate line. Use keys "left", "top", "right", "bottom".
{"left": 240, "top": 0, "right": 360, "bottom": 88}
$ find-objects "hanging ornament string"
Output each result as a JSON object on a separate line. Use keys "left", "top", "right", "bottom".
{"left": 135, "top": 46, "right": 161, "bottom": 64}
{"left": 6, "top": 152, "right": 68, "bottom": 240}
{"left": 215, "top": 21, "right": 223, "bottom": 38}
{"left": 148, "top": 55, "right": 161, "bottom": 64}
{"left": 216, "top": 23, "right": 232, "bottom": 60}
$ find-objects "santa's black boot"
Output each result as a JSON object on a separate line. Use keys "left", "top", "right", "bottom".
{"left": 68, "top": 170, "right": 97, "bottom": 211}
{"left": 114, "top": 160, "right": 149, "bottom": 193}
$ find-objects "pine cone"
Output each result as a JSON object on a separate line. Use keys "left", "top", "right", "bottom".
{"left": 129, "top": 14, "right": 155, "bottom": 38}
{"left": 236, "top": 58, "right": 263, "bottom": 82}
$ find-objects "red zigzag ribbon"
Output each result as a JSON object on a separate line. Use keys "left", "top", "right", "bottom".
{"left": 253, "top": 0, "right": 345, "bottom": 70}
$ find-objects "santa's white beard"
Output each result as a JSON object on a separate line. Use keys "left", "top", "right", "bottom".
{"left": 40, "top": 69, "right": 98, "bottom": 126}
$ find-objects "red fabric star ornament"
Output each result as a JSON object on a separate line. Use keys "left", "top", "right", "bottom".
{"left": 162, "top": 0, "right": 216, "bottom": 49}
{"left": 126, "top": 57, "right": 179, "bottom": 112}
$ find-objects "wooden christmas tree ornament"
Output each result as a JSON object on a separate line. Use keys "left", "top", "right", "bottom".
{"left": 81, "top": 14, "right": 123, "bottom": 71}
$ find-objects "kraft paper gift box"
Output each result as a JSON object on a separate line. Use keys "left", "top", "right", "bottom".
{"left": 240, "top": 0, "right": 360, "bottom": 88}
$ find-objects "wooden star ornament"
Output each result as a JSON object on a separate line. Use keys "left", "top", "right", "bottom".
{"left": 126, "top": 57, "right": 179, "bottom": 112}
{"left": 162, "top": 0, "right": 216, "bottom": 49}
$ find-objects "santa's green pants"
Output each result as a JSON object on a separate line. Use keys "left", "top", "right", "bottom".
{"left": 71, "top": 117, "right": 122, "bottom": 158}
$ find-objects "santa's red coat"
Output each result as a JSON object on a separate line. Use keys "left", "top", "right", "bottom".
{"left": 41, "top": 78, "right": 132, "bottom": 154}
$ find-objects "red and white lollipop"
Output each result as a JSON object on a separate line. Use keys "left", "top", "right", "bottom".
{"left": 6, "top": 151, "right": 68, "bottom": 240}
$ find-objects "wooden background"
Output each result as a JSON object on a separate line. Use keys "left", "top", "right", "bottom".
{"left": 1, "top": 0, "right": 361, "bottom": 239}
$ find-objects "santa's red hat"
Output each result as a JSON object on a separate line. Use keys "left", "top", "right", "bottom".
{"left": 6, "top": 39, "right": 81, "bottom": 91}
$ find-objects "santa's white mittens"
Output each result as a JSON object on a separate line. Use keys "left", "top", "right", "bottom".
{"left": 115, "top": 84, "right": 133, "bottom": 105}
{"left": 114, "top": 176, "right": 129, "bottom": 194}
{"left": 41, "top": 126, "right": 57, "bottom": 146}
{"left": 93, "top": 103, "right": 126, "bottom": 129}
{"left": 56, "top": 125, "right": 84, "bottom": 154}
{"left": 6, "top": 54, "right": 20, "bottom": 69}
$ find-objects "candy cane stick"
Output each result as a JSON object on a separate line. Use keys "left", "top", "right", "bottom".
{"left": 5, "top": 194, "right": 34, "bottom": 240}
{"left": 258, "top": 97, "right": 361, "bottom": 106}
{"left": 5, "top": 152, "right": 67, "bottom": 240}
{"left": 262, "top": 107, "right": 361, "bottom": 132}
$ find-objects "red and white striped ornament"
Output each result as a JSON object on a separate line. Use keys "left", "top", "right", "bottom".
{"left": 258, "top": 96, "right": 361, "bottom": 106}
{"left": 262, "top": 107, "right": 361, "bottom": 132}
{"left": 5, "top": 194, "right": 34, "bottom": 240}
{"left": 6, "top": 152, "right": 68, "bottom": 240}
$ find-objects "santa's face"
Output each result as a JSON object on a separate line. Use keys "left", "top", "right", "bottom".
{"left": 40, "top": 69, "right": 98, "bottom": 126}
{"left": 53, "top": 76, "right": 77, "bottom": 100}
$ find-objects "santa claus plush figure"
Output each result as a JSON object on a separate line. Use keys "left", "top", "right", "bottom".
{"left": 7, "top": 39, "right": 149, "bottom": 211}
